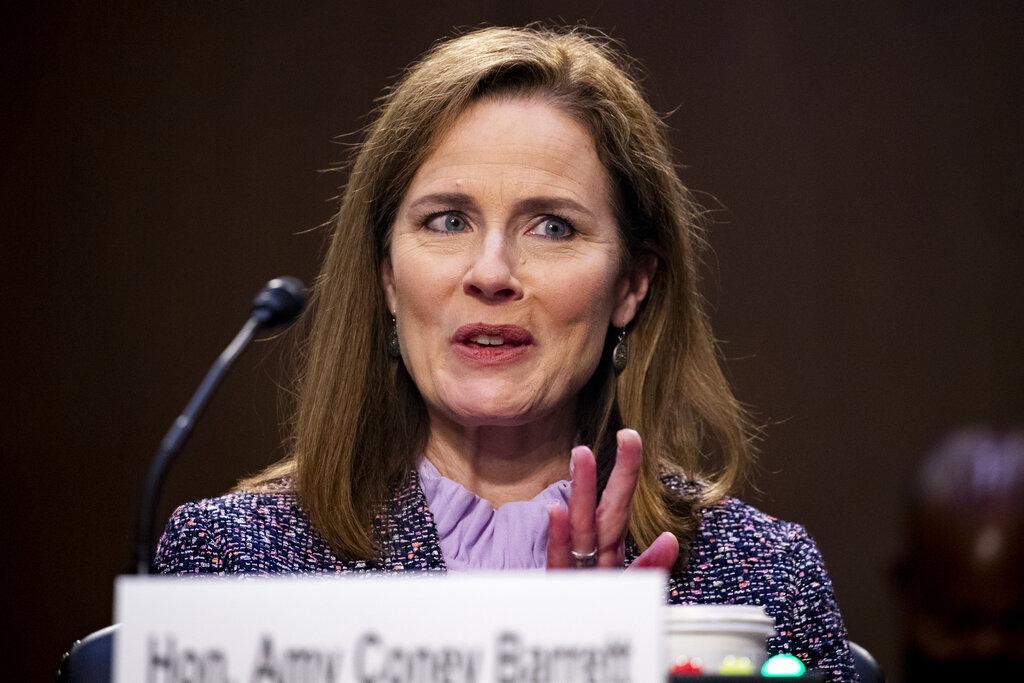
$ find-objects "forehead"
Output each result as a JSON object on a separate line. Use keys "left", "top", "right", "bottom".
{"left": 405, "top": 96, "right": 612, "bottom": 207}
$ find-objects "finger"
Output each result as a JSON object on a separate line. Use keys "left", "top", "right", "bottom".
{"left": 627, "top": 532, "right": 679, "bottom": 571}
{"left": 567, "top": 446, "right": 597, "bottom": 559}
{"left": 546, "top": 504, "right": 572, "bottom": 570}
{"left": 595, "top": 429, "right": 644, "bottom": 565}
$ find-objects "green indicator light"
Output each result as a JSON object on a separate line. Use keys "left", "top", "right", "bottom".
{"left": 761, "top": 654, "right": 807, "bottom": 677}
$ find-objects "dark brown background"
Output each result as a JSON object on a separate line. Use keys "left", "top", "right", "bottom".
{"left": 4, "top": 2, "right": 1022, "bottom": 680}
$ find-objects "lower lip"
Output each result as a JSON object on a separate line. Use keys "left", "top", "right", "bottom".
{"left": 451, "top": 343, "right": 532, "bottom": 367}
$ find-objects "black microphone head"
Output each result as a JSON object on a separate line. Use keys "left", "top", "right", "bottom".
{"left": 251, "top": 276, "right": 308, "bottom": 328}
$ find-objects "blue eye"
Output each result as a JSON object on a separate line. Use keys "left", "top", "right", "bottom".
{"left": 425, "top": 211, "right": 468, "bottom": 234}
{"left": 531, "top": 216, "right": 575, "bottom": 240}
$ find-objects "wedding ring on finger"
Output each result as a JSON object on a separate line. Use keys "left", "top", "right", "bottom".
{"left": 571, "top": 548, "right": 598, "bottom": 568}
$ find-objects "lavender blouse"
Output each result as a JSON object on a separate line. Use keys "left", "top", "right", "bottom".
{"left": 416, "top": 457, "right": 570, "bottom": 570}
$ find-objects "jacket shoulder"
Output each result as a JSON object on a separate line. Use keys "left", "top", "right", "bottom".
{"left": 699, "top": 496, "right": 810, "bottom": 551}
{"left": 658, "top": 470, "right": 808, "bottom": 551}
{"left": 154, "top": 485, "right": 354, "bottom": 574}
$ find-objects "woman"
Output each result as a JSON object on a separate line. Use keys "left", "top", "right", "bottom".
{"left": 157, "top": 26, "right": 856, "bottom": 680}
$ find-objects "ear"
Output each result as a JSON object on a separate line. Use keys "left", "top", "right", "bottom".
{"left": 381, "top": 258, "right": 398, "bottom": 315}
{"left": 610, "top": 253, "right": 657, "bottom": 328}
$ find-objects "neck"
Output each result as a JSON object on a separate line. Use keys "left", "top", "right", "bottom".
{"left": 423, "top": 409, "right": 576, "bottom": 508}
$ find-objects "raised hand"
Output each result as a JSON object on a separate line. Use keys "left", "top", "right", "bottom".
{"left": 547, "top": 428, "right": 679, "bottom": 571}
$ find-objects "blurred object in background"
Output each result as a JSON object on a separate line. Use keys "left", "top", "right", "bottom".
{"left": 897, "top": 428, "right": 1024, "bottom": 680}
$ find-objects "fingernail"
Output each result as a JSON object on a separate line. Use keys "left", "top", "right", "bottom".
{"left": 569, "top": 449, "right": 578, "bottom": 477}
{"left": 569, "top": 446, "right": 589, "bottom": 476}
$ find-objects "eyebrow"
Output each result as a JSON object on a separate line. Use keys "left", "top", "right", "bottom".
{"left": 406, "top": 192, "right": 595, "bottom": 218}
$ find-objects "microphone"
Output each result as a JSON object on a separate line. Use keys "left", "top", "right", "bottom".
{"left": 133, "top": 276, "right": 308, "bottom": 574}
{"left": 250, "top": 276, "right": 307, "bottom": 328}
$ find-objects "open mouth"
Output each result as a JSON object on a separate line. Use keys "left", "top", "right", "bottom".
{"left": 466, "top": 333, "right": 521, "bottom": 347}
{"left": 451, "top": 324, "right": 534, "bottom": 363}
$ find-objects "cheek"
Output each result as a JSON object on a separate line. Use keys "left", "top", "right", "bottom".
{"left": 545, "top": 255, "right": 621, "bottom": 321}
{"left": 390, "top": 247, "right": 461, "bottom": 317}
{"left": 539, "top": 265, "right": 620, "bottom": 361}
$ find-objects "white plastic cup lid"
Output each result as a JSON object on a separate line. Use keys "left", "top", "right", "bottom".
{"left": 664, "top": 604, "right": 776, "bottom": 637}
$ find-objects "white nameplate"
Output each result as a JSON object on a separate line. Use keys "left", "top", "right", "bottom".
{"left": 114, "top": 571, "right": 665, "bottom": 682}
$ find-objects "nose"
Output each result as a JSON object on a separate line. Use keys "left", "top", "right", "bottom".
{"left": 462, "top": 231, "right": 523, "bottom": 302}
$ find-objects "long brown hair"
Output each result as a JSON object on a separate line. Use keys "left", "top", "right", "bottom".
{"left": 241, "top": 26, "right": 754, "bottom": 565}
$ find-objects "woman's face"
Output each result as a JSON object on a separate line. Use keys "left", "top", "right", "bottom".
{"left": 383, "top": 96, "right": 651, "bottom": 428}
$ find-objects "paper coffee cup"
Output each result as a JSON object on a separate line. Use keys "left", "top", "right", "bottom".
{"left": 665, "top": 604, "right": 776, "bottom": 675}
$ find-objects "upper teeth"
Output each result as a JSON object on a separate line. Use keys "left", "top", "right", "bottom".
{"left": 471, "top": 335, "right": 505, "bottom": 346}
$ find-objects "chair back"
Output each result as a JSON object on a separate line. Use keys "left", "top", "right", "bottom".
{"left": 850, "top": 640, "right": 885, "bottom": 683}
{"left": 56, "top": 624, "right": 118, "bottom": 683}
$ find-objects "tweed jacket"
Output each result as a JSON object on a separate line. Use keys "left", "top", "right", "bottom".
{"left": 156, "top": 471, "right": 857, "bottom": 681}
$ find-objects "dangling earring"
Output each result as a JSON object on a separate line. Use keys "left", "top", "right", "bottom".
{"left": 387, "top": 316, "right": 402, "bottom": 358}
{"left": 612, "top": 328, "right": 629, "bottom": 373}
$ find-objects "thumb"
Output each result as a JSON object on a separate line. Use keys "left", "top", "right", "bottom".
{"left": 626, "top": 532, "right": 679, "bottom": 571}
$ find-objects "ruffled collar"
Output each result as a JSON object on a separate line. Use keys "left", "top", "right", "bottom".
{"left": 416, "top": 457, "right": 571, "bottom": 571}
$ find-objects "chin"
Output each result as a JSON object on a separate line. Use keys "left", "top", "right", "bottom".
{"left": 450, "top": 401, "right": 539, "bottom": 427}
{"left": 440, "top": 384, "right": 543, "bottom": 427}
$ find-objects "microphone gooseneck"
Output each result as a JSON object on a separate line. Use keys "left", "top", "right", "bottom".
{"left": 134, "top": 276, "right": 307, "bottom": 574}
